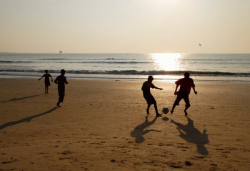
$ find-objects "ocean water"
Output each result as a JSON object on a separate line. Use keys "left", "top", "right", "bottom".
{"left": 0, "top": 53, "right": 250, "bottom": 83}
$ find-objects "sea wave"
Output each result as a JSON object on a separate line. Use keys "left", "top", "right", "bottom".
{"left": 0, "top": 69, "right": 249, "bottom": 77}
{"left": 0, "top": 60, "right": 150, "bottom": 64}
{"left": 0, "top": 61, "right": 33, "bottom": 63}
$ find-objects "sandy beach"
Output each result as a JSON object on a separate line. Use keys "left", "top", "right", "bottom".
{"left": 0, "top": 79, "right": 250, "bottom": 171}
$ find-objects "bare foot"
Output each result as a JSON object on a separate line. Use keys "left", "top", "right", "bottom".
{"left": 156, "top": 114, "right": 162, "bottom": 117}
{"left": 184, "top": 110, "right": 188, "bottom": 116}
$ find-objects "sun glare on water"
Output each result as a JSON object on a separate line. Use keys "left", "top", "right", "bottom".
{"left": 150, "top": 53, "right": 182, "bottom": 71}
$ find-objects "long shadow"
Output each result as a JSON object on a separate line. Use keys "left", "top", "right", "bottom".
{"left": 0, "top": 107, "right": 57, "bottom": 130}
{"left": 171, "top": 116, "right": 209, "bottom": 155}
{"left": 1, "top": 94, "right": 43, "bottom": 103}
{"left": 131, "top": 116, "right": 161, "bottom": 143}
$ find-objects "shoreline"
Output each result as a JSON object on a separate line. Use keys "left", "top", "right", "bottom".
{"left": 1, "top": 76, "right": 250, "bottom": 84}
{"left": 1, "top": 79, "right": 250, "bottom": 170}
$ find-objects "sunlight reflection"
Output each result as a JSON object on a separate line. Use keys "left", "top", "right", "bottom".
{"left": 150, "top": 53, "right": 182, "bottom": 71}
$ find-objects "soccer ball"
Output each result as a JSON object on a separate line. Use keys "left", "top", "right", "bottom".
{"left": 162, "top": 108, "right": 169, "bottom": 114}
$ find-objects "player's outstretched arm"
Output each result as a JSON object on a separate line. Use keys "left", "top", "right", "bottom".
{"left": 155, "top": 86, "right": 163, "bottom": 90}
{"left": 174, "top": 85, "right": 179, "bottom": 95}
{"left": 193, "top": 87, "right": 197, "bottom": 94}
{"left": 151, "top": 84, "right": 162, "bottom": 90}
{"left": 38, "top": 75, "right": 44, "bottom": 81}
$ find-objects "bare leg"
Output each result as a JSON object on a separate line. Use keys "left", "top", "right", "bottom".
{"left": 171, "top": 104, "right": 176, "bottom": 114}
{"left": 45, "top": 86, "right": 49, "bottom": 93}
{"left": 154, "top": 103, "right": 158, "bottom": 114}
{"left": 154, "top": 102, "right": 161, "bottom": 117}
{"left": 57, "top": 89, "right": 64, "bottom": 107}
{"left": 147, "top": 104, "right": 151, "bottom": 114}
{"left": 184, "top": 104, "right": 190, "bottom": 116}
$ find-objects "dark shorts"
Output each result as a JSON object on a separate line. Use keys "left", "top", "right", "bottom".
{"left": 58, "top": 88, "right": 65, "bottom": 102}
{"left": 45, "top": 80, "right": 50, "bottom": 86}
{"left": 174, "top": 92, "right": 190, "bottom": 107}
{"left": 143, "top": 93, "right": 156, "bottom": 105}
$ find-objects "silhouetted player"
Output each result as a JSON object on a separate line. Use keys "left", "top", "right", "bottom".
{"left": 142, "top": 75, "right": 163, "bottom": 117}
{"left": 54, "top": 69, "right": 68, "bottom": 107}
{"left": 39, "top": 70, "right": 53, "bottom": 93}
{"left": 171, "top": 72, "right": 197, "bottom": 115}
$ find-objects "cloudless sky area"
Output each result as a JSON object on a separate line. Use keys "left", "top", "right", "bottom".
{"left": 0, "top": 0, "right": 250, "bottom": 53}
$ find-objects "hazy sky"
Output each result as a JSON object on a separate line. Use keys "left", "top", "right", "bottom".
{"left": 0, "top": 0, "right": 250, "bottom": 53}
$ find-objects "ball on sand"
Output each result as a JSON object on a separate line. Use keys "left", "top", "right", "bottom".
{"left": 162, "top": 108, "right": 169, "bottom": 114}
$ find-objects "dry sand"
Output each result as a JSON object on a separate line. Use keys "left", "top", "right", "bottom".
{"left": 0, "top": 79, "right": 250, "bottom": 171}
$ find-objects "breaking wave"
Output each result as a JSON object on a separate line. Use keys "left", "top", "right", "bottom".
{"left": 0, "top": 69, "right": 249, "bottom": 77}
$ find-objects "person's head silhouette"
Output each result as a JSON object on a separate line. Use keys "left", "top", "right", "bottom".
{"left": 61, "top": 69, "right": 66, "bottom": 76}
{"left": 184, "top": 72, "right": 190, "bottom": 79}
{"left": 148, "top": 75, "right": 153, "bottom": 83}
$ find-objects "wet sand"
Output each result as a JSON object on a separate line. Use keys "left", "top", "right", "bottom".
{"left": 0, "top": 79, "right": 250, "bottom": 170}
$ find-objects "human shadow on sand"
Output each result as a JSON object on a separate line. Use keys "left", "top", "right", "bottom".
{"left": 131, "top": 116, "right": 161, "bottom": 143}
{"left": 171, "top": 116, "right": 209, "bottom": 155}
{"left": 1, "top": 94, "right": 43, "bottom": 103}
{"left": 0, "top": 107, "right": 57, "bottom": 130}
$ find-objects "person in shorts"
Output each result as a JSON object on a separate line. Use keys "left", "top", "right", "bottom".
{"left": 142, "top": 75, "right": 163, "bottom": 117}
{"left": 54, "top": 69, "right": 68, "bottom": 107}
{"left": 39, "top": 70, "right": 53, "bottom": 93}
{"left": 171, "top": 72, "right": 197, "bottom": 116}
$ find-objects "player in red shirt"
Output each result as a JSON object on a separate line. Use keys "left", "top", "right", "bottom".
{"left": 171, "top": 72, "right": 197, "bottom": 115}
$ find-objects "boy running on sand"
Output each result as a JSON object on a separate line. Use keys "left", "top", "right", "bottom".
{"left": 54, "top": 69, "right": 68, "bottom": 107}
{"left": 171, "top": 72, "right": 197, "bottom": 116}
{"left": 39, "top": 70, "right": 53, "bottom": 93}
{"left": 142, "top": 75, "right": 163, "bottom": 117}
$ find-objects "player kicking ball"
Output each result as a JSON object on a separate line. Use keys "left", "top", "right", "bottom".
{"left": 142, "top": 75, "right": 163, "bottom": 117}
{"left": 171, "top": 72, "right": 197, "bottom": 116}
